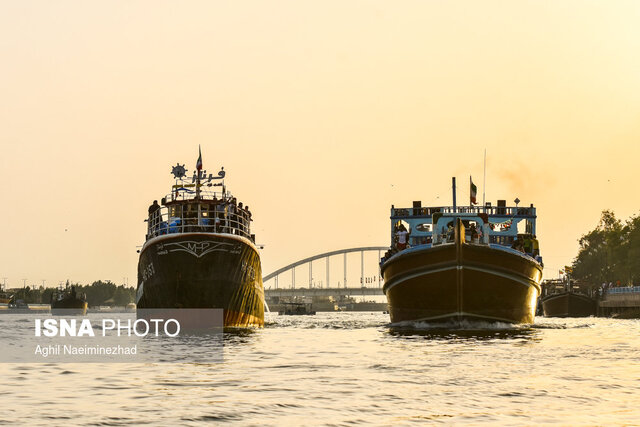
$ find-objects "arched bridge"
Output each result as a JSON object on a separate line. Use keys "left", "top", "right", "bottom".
{"left": 262, "top": 246, "right": 389, "bottom": 297}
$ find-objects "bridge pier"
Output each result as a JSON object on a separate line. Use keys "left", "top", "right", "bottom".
{"left": 326, "top": 257, "right": 329, "bottom": 290}
{"left": 344, "top": 253, "right": 347, "bottom": 288}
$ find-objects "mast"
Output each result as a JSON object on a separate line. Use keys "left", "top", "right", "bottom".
{"left": 482, "top": 148, "right": 486, "bottom": 209}
{"left": 195, "top": 145, "right": 202, "bottom": 200}
{"left": 452, "top": 177, "right": 457, "bottom": 212}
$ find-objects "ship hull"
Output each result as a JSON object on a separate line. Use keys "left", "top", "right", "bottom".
{"left": 542, "top": 292, "right": 597, "bottom": 317}
{"left": 382, "top": 239, "right": 542, "bottom": 325}
{"left": 51, "top": 298, "right": 88, "bottom": 316}
{"left": 137, "top": 233, "right": 264, "bottom": 327}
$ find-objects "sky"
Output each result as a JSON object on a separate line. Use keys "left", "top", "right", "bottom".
{"left": 1, "top": 1, "right": 639, "bottom": 289}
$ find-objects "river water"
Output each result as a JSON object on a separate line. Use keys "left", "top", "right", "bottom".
{"left": 0, "top": 312, "right": 638, "bottom": 426}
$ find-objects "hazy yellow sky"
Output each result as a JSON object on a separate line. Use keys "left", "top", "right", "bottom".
{"left": 1, "top": 1, "right": 639, "bottom": 288}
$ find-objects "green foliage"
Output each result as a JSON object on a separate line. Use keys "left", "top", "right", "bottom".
{"left": 573, "top": 210, "right": 640, "bottom": 285}
{"left": 75, "top": 281, "right": 136, "bottom": 307}
{"left": 12, "top": 280, "right": 136, "bottom": 306}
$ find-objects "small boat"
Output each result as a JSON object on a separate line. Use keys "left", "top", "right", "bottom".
{"left": 51, "top": 283, "right": 88, "bottom": 315}
{"left": 136, "top": 149, "right": 264, "bottom": 327}
{"left": 0, "top": 293, "right": 12, "bottom": 305}
{"left": 541, "top": 279, "right": 597, "bottom": 317}
{"left": 6, "top": 299, "right": 31, "bottom": 313}
{"left": 278, "top": 302, "right": 316, "bottom": 315}
{"left": 0, "top": 283, "right": 12, "bottom": 304}
{"left": 381, "top": 178, "right": 543, "bottom": 325}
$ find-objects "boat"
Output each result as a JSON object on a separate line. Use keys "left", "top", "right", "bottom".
{"left": 0, "top": 284, "right": 12, "bottom": 304}
{"left": 6, "top": 299, "right": 31, "bottom": 313}
{"left": 380, "top": 178, "right": 543, "bottom": 325}
{"left": 51, "top": 283, "right": 88, "bottom": 315}
{"left": 541, "top": 279, "right": 597, "bottom": 317}
{"left": 278, "top": 302, "right": 316, "bottom": 315}
{"left": 136, "top": 150, "right": 264, "bottom": 327}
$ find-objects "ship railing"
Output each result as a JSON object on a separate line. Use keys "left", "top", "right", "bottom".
{"left": 146, "top": 207, "right": 254, "bottom": 242}
{"left": 392, "top": 205, "right": 536, "bottom": 218}
{"left": 162, "top": 188, "right": 227, "bottom": 203}
{"left": 606, "top": 286, "right": 640, "bottom": 294}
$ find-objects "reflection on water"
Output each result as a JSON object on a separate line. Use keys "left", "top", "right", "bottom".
{"left": 0, "top": 312, "right": 638, "bottom": 425}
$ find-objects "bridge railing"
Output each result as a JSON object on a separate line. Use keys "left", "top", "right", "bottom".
{"left": 607, "top": 286, "right": 640, "bottom": 294}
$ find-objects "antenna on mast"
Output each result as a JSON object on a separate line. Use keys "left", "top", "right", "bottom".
{"left": 195, "top": 145, "right": 203, "bottom": 199}
{"left": 452, "top": 177, "right": 457, "bottom": 212}
{"left": 483, "top": 148, "right": 487, "bottom": 209}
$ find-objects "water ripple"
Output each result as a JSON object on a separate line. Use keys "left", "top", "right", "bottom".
{"left": 0, "top": 312, "right": 638, "bottom": 425}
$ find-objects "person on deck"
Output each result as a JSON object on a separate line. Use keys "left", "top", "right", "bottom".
{"left": 523, "top": 235, "right": 533, "bottom": 254}
{"left": 511, "top": 235, "right": 525, "bottom": 252}
{"left": 396, "top": 224, "right": 410, "bottom": 251}
{"left": 532, "top": 235, "right": 540, "bottom": 255}
{"left": 447, "top": 222, "right": 455, "bottom": 242}
{"left": 470, "top": 224, "right": 478, "bottom": 242}
{"left": 148, "top": 200, "right": 161, "bottom": 233}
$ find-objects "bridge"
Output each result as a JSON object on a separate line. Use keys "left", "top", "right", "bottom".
{"left": 265, "top": 287, "right": 384, "bottom": 298}
{"left": 262, "top": 246, "right": 389, "bottom": 298}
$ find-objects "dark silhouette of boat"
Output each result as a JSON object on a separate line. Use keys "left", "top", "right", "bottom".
{"left": 0, "top": 286, "right": 13, "bottom": 304}
{"left": 278, "top": 302, "right": 316, "bottom": 315}
{"left": 541, "top": 279, "right": 597, "bottom": 317}
{"left": 7, "top": 299, "right": 30, "bottom": 313}
{"left": 381, "top": 178, "right": 543, "bottom": 325}
{"left": 136, "top": 150, "right": 264, "bottom": 327}
{"left": 51, "top": 283, "right": 88, "bottom": 315}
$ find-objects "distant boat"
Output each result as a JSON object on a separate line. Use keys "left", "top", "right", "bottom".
{"left": 51, "top": 284, "right": 88, "bottom": 316}
{"left": 5, "top": 299, "right": 31, "bottom": 314}
{"left": 136, "top": 150, "right": 264, "bottom": 327}
{"left": 278, "top": 302, "right": 316, "bottom": 315}
{"left": 541, "top": 279, "right": 597, "bottom": 317}
{"left": 0, "top": 289, "right": 12, "bottom": 304}
{"left": 381, "top": 178, "right": 543, "bottom": 325}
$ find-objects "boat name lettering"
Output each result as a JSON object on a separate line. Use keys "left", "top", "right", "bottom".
{"left": 242, "top": 260, "right": 256, "bottom": 282}
{"left": 142, "top": 262, "right": 155, "bottom": 281}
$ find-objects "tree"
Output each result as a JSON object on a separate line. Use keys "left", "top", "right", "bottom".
{"left": 573, "top": 210, "right": 636, "bottom": 286}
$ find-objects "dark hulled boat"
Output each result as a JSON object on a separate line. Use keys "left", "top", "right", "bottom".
{"left": 381, "top": 179, "right": 543, "bottom": 325}
{"left": 278, "top": 302, "right": 316, "bottom": 315}
{"left": 542, "top": 292, "right": 597, "bottom": 317}
{"left": 541, "top": 279, "right": 597, "bottom": 317}
{"left": 136, "top": 153, "right": 264, "bottom": 327}
{"left": 51, "top": 283, "right": 88, "bottom": 315}
{"left": 0, "top": 284, "right": 12, "bottom": 304}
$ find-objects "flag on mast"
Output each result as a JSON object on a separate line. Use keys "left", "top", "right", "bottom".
{"left": 470, "top": 176, "right": 477, "bottom": 205}
{"left": 196, "top": 145, "right": 203, "bottom": 171}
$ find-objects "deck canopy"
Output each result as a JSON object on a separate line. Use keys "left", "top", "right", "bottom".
{"left": 389, "top": 202, "right": 537, "bottom": 248}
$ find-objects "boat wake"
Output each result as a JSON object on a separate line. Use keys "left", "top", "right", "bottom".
{"left": 389, "top": 318, "right": 527, "bottom": 330}
{"left": 386, "top": 319, "right": 536, "bottom": 340}
{"left": 531, "top": 320, "right": 595, "bottom": 330}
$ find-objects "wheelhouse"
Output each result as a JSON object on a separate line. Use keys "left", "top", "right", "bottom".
{"left": 146, "top": 165, "right": 255, "bottom": 242}
{"left": 387, "top": 200, "right": 541, "bottom": 261}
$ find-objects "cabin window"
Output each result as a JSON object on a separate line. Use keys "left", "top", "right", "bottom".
{"left": 415, "top": 223, "right": 432, "bottom": 232}
{"left": 169, "top": 205, "right": 183, "bottom": 218}
{"left": 185, "top": 204, "right": 198, "bottom": 218}
{"left": 489, "top": 220, "right": 512, "bottom": 232}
